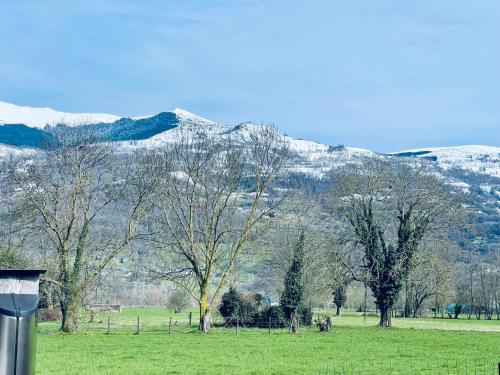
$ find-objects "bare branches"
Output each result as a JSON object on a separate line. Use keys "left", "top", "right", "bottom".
{"left": 1, "top": 129, "right": 153, "bottom": 332}
{"left": 144, "top": 127, "right": 289, "bottom": 332}
{"left": 323, "top": 157, "right": 468, "bottom": 326}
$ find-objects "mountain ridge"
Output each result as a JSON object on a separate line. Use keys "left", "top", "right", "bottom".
{"left": 1, "top": 100, "right": 500, "bottom": 180}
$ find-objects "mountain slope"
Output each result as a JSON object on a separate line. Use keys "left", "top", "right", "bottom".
{"left": 1, "top": 101, "right": 499, "bottom": 252}
{"left": 393, "top": 145, "right": 500, "bottom": 179}
{"left": 0, "top": 101, "right": 120, "bottom": 128}
{"left": 1, "top": 101, "right": 499, "bottom": 182}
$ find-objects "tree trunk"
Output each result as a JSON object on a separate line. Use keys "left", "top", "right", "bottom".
{"left": 336, "top": 305, "right": 341, "bottom": 316}
{"left": 404, "top": 282, "right": 409, "bottom": 318}
{"left": 60, "top": 303, "right": 77, "bottom": 332}
{"left": 60, "top": 305, "right": 67, "bottom": 331}
{"left": 290, "top": 313, "right": 299, "bottom": 333}
{"left": 363, "top": 284, "right": 367, "bottom": 316}
{"left": 379, "top": 306, "right": 391, "bottom": 327}
{"left": 199, "top": 291, "right": 210, "bottom": 333}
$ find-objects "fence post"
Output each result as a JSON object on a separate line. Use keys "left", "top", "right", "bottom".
{"left": 268, "top": 317, "right": 271, "bottom": 334}
{"left": 136, "top": 316, "right": 140, "bottom": 334}
{"left": 107, "top": 315, "right": 110, "bottom": 334}
{"left": 189, "top": 311, "right": 192, "bottom": 326}
{"left": 168, "top": 316, "right": 172, "bottom": 334}
{"left": 497, "top": 362, "right": 499, "bottom": 375}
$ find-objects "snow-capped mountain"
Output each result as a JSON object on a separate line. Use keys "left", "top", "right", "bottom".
{"left": 1, "top": 101, "right": 499, "bottom": 251}
{"left": 0, "top": 101, "right": 499, "bottom": 182}
{"left": 116, "top": 114, "right": 374, "bottom": 178}
{"left": 0, "top": 101, "right": 120, "bottom": 128}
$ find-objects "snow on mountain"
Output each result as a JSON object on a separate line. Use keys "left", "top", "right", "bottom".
{"left": 394, "top": 145, "right": 500, "bottom": 179}
{"left": 132, "top": 108, "right": 216, "bottom": 125}
{"left": 171, "top": 108, "right": 216, "bottom": 125}
{"left": 1, "top": 101, "right": 499, "bottom": 181}
{"left": 117, "top": 119, "right": 375, "bottom": 177}
{"left": 122, "top": 114, "right": 227, "bottom": 149}
{"left": 0, "top": 101, "right": 121, "bottom": 128}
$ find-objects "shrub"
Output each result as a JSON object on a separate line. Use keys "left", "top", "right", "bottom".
{"left": 219, "top": 287, "right": 312, "bottom": 328}
{"left": 219, "top": 287, "right": 256, "bottom": 325}
{"left": 254, "top": 305, "right": 287, "bottom": 328}
{"left": 38, "top": 308, "right": 61, "bottom": 323}
{"left": 314, "top": 315, "right": 332, "bottom": 332}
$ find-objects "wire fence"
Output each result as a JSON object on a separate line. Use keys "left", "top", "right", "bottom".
{"left": 38, "top": 310, "right": 298, "bottom": 335}
{"left": 37, "top": 311, "right": 500, "bottom": 374}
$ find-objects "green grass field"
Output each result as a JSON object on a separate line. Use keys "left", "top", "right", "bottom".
{"left": 36, "top": 308, "right": 500, "bottom": 374}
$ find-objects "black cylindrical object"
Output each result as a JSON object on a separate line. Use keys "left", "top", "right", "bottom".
{"left": 0, "top": 269, "right": 45, "bottom": 375}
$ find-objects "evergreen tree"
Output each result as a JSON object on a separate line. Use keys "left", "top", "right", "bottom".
{"left": 219, "top": 286, "right": 243, "bottom": 320}
{"left": 333, "top": 286, "right": 346, "bottom": 316}
{"left": 280, "top": 231, "right": 305, "bottom": 333}
{"left": 219, "top": 286, "right": 254, "bottom": 324}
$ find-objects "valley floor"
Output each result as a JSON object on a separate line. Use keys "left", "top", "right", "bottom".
{"left": 36, "top": 308, "right": 500, "bottom": 374}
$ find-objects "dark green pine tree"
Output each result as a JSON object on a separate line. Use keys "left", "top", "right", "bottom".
{"left": 219, "top": 286, "right": 244, "bottom": 322}
{"left": 280, "top": 231, "right": 305, "bottom": 333}
{"left": 333, "top": 286, "right": 346, "bottom": 316}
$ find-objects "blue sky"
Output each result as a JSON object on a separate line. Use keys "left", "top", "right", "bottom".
{"left": 1, "top": 0, "right": 499, "bottom": 152}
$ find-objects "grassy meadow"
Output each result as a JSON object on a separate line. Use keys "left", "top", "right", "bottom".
{"left": 35, "top": 308, "right": 500, "bottom": 374}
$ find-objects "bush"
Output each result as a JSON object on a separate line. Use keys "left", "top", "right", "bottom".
{"left": 37, "top": 308, "right": 61, "bottom": 323}
{"left": 218, "top": 288, "right": 313, "bottom": 328}
{"left": 314, "top": 315, "right": 332, "bottom": 332}
{"left": 219, "top": 287, "right": 256, "bottom": 325}
{"left": 254, "top": 305, "right": 287, "bottom": 328}
{"left": 219, "top": 288, "right": 289, "bottom": 328}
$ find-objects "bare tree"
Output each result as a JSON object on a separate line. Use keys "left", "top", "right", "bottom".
{"left": 147, "top": 128, "right": 289, "bottom": 332}
{"left": 324, "top": 158, "right": 466, "bottom": 326}
{"left": 460, "top": 250, "right": 500, "bottom": 320}
{"left": 258, "top": 189, "right": 332, "bottom": 309}
{"left": 2, "top": 131, "right": 153, "bottom": 332}
{"left": 167, "top": 288, "right": 193, "bottom": 313}
{"left": 406, "top": 244, "right": 455, "bottom": 317}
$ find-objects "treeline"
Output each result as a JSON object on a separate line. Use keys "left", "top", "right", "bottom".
{"left": 0, "top": 128, "right": 498, "bottom": 335}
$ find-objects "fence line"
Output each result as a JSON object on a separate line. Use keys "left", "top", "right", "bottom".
{"left": 37, "top": 312, "right": 500, "bottom": 374}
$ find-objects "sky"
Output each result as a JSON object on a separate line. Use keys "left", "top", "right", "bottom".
{"left": 1, "top": 0, "right": 499, "bottom": 152}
